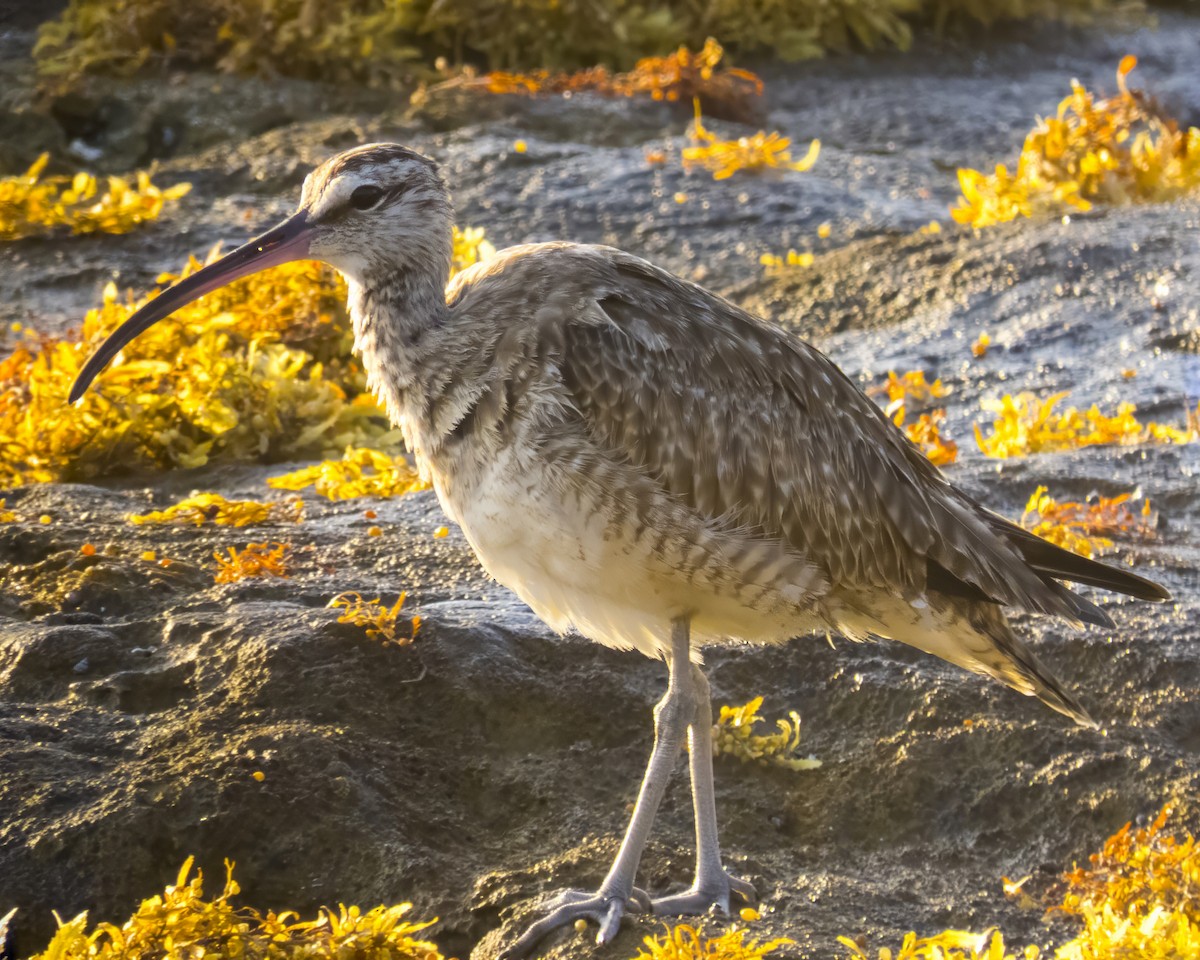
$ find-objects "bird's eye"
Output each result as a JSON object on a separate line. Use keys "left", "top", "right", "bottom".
{"left": 349, "top": 185, "right": 385, "bottom": 211}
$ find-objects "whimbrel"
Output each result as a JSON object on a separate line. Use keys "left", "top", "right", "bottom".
{"left": 71, "top": 143, "right": 1170, "bottom": 955}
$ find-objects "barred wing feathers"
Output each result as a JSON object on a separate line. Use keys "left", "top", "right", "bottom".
{"left": 544, "top": 247, "right": 1166, "bottom": 623}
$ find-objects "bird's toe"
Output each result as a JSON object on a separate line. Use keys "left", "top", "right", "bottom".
{"left": 650, "top": 872, "right": 756, "bottom": 917}
{"left": 728, "top": 873, "right": 757, "bottom": 905}
{"left": 500, "top": 886, "right": 648, "bottom": 959}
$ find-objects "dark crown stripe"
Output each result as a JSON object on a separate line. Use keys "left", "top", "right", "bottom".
{"left": 334, "top": 144, "right": 438, "bottom": 177}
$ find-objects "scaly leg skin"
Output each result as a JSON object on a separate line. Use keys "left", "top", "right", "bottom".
{"left": 651, "top": 664, "right": 756, "bottom": 916}
{"left": 500, "top": 619, "right": 696, "bottom": 959}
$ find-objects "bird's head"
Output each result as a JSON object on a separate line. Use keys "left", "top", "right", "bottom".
{"left": 301, "top": 142, "right": 453, "bottom": 279}
{"left": 69, "top": 142, "right": 452, "bottom": 403}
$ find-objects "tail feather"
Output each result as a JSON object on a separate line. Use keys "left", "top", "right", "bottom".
{"left": 986, "top": 514, "right": 1172, "bottom": 603}
{"left": 869, "top": 592, "right": 1097, "bottom": 727}
{"left": 966, "top": 601, "right": 1097, "bottom": 728}
{"left": 1042, "top": 578, "right": 1113, "bottom": 629}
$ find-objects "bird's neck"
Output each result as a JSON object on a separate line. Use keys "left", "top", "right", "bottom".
{"left": 348, "top": 266, "right": 451, "bottom": 449}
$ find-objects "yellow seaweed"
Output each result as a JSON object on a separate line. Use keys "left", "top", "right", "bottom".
{"left": 478, "top": 39, "right": 763, "bottom": 119}
{"left": 712, "top": 696, "right": 821, "bottom": 772}
{"left": 840, "top": 929, "right": 1032, "bottom": 960}
{"left": 268, "top": 447, "right": 430, "bottom": 501}
{"left": 683, "top": 101, "right": 820, "bottom": 180}
{"left": 0, "top": 225, "right": 492, "bottom": 485}
{"left": 974, "top": 392, "right": 1196, "bottom": 458}
{"left": 759, "top": 249, "right": 814, "bottom": 272}
{"left": 129, "top": 491, "right": 304, "bottom": 527}
{"left": 26, "top": 856, "right": 443, "bottom": 960}
{"left": 896, "top": 409, "right": 959, "bottom": 467}
{"left": 870, "top": 370, "right": 950, "bottom": 419}
{"left": 328, "top": 591, "right": 420, "bottom": 645}
{"left": 36, "top": 0, "right": 1126, "bottom": 86}
{"left": 1054, "top": 804, "right": 1200, "bottom": 959}
{"left": 635, "top": 923, "right": 792, "bottom": 960}
{"left": 213, "top": 542, "right": 291, "bottom": 583}
{"left": 953, "top": 56, "right": 1200, "bottom": 228}
{"left": 0, "top": 153, "right": 190, "bottom": 241}
{"left": 1020, "top": 485, "right": 1154, "bottom": 559}
{"left": 840, "top": 805, "right": 1200, "bottom": 960}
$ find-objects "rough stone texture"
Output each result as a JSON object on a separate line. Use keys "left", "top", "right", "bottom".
{"left": 2, "top": 10, "right": 1199, "bottom": 960}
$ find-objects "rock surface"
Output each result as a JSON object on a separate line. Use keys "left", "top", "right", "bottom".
{"left": 2, "top": 11, "right": 1199, "bottom": 960}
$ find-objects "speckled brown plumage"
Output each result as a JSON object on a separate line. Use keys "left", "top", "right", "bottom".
{"left": 348, "top": 226, "right": 1167, "bottom": 714}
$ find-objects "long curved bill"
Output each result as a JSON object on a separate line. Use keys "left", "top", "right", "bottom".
{"left": 68, "top": 211, "right": 314, "bottom": 403}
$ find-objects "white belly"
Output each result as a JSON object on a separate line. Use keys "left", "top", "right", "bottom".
{"left": 431, "top": 447, "right": 823, "bottom": 659}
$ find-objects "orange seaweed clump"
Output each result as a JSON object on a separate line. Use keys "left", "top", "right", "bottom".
{"left": 683, "top": 101, "right": 819, "bottom": 180}
{"left": 869, "top": 370, "right": 949, "bottom": 418}
{"left": 25, "top": 856, "right": 443, "bottom": 960}
{"left": 898, "top": 410, "right": 959, "bottom": 467}
{"left": 839, "top": 805, "right": 1200, "bottom": 959}
{"left": 1021, "top": 485, "right": 1154, "bottom": 559}
{"left": 0, "top": 254, "right": 372, "bottom": 486}
{"left": 213, "top": 542, "right": 290, "bottom": 583}
{"left": 1053, "top": 804, "right": 1200, "bottom": 959}
{"left": 0, "top": 224, "right": 491, "bottom": 485}
{"left": 328, "top": 591, "right": 420, "bottom": 645}
{"left": 479, "top": 39, "right": 763, "bottom": 120}
{"left": 952, "top": 56, "right": 1200, "bottom": 228}
{"left": 0, "top": 153, "right": 190, "bottom": 241}
{"left": 974, "top": 392, "right": 1196, "bottom": 458}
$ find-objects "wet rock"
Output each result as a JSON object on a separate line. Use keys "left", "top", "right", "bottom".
{"left": 0, "top": 108, "right": 65, "bottom": 176}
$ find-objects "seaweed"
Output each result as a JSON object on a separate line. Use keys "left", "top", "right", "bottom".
{"left": 473, "top": 39, "right": 763, "bottom": 122}
{"left": 128, "top": 492, "right": 304, "bottom": 526}
{"left": 634, "top": 922, "right": 792, "bottom": 960}
{"left": 973, "top": 392, "right": 1196, "bottom": 458}
{"left": 328, "top": 591, "right": 420, "bottom": 645}
{"left": 26, "top": 857, "right": 444, "bottom": 960}
{"left": 759, "top": 249, "right": 814, "bottom": 271}
{"left": 1020, "top": 485, "right": 1154, "bottom": 559}
{"left": 895, "top": 409, "right": 959, "bottom": 466}
{"left": 869, "top": 370, "right": 950, "bottom": 419}
{"left": 1053, "top": 804, "right": 1200, "bottom": 959}
{"left": 0, "top": 153, "right": 190, "bottom": 241}
{"left": 841, "top": 805, "right": 1199, "bottom": 959}
{"left": 212, "top": 542, "right": 291, "bottom": 582}
{"left": 683, "top": 101, "right": 819, "bottom": 180}
{"left": 267, "top": 447, "right": 429, "bottom": 500}
{"left": 712, "top": 697, "right": 821, "bottom": 772}
{"left": 35, "top": 1, "right": 1134, "bottom": 87}
{"left": 953, "top": 56, "right": 1200, "bottom": 228}
{"left": 840, "top": 929, "right": 1029, "bottom": 960}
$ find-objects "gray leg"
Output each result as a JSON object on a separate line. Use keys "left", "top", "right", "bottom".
{"left": 651, "top": 664, "right": 755, "bottom": 915}
{"left": 501, "top": 618, "right": 695, "bottom": 959}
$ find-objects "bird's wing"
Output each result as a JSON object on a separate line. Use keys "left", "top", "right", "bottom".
{"left": 543, "top": 247, "right": 1156, "bottom": 622}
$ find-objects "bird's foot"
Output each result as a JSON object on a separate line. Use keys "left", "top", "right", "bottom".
{"left": 651, "top": 872, "right": 756, "bottom": 917}
{"left": 500, "top": 886, "right": 651, "bottom": 959}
